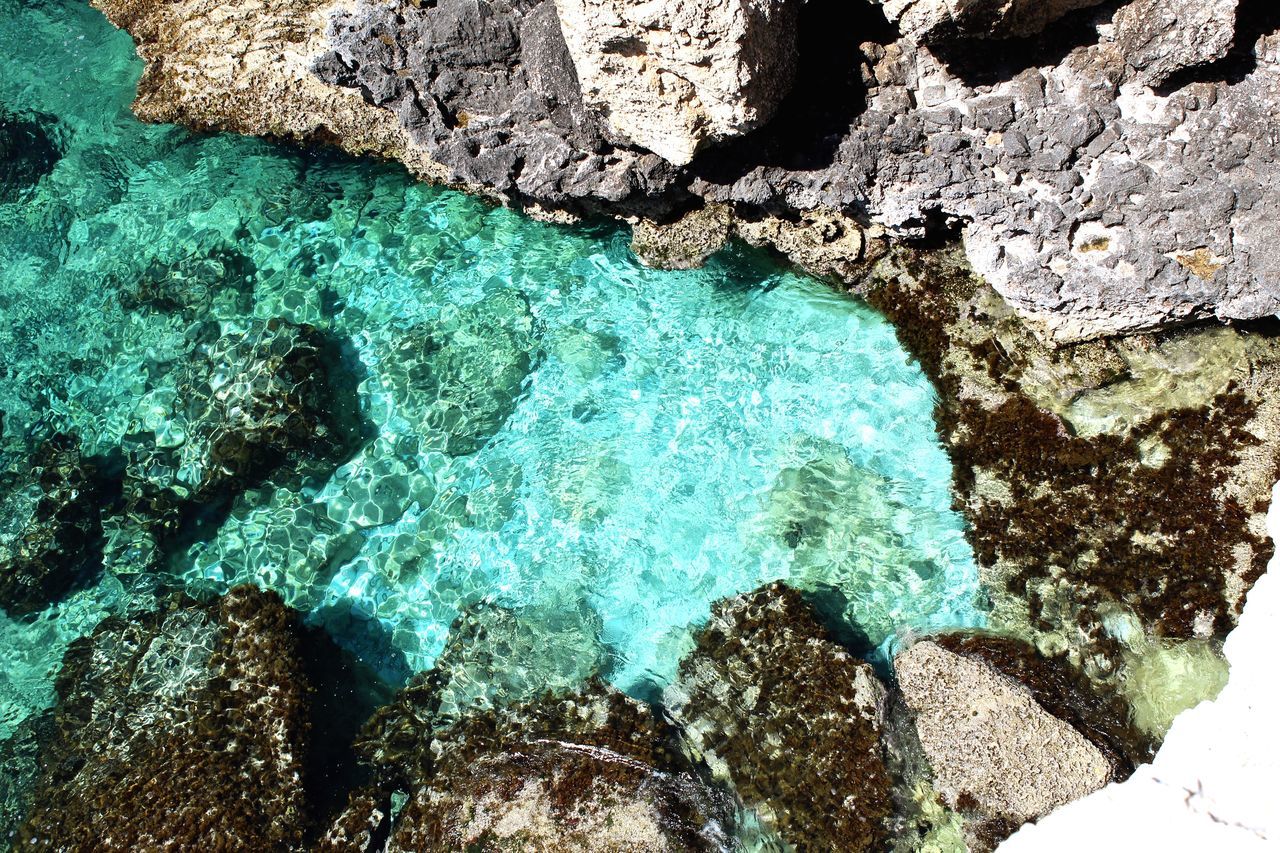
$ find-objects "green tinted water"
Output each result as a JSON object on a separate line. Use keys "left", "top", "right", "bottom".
{"left": 0, "top": 0, "right": 981, "bottom": 745}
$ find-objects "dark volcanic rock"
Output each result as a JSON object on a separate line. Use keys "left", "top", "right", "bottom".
{"left": 669, "top": 583, "right": 894, "bottom": 851}
{"left": 314, "top": 0, "right": 681, "bottom": 213}
{"left": 14, "top": 586, "right": 313, "bottom": 851}
{"left": 348, "top": 677, "right": 733, "bottom": 851}
{"left": 0, "top": 109, "right": 59, "bottom": 202}
{"left": 0, "top": 434, "right": 109, "bottom": 617}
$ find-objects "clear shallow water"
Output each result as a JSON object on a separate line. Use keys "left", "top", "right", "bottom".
{"left": 0, "top": 0, "right": 980, "bottom": 741}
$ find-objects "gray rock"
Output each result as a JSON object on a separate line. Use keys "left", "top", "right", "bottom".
{"left": 1114, "top": 0, "right": 1240, "bottom": 87}
{"left": 876, "top": 0, "right": 1109, "bottom": 43}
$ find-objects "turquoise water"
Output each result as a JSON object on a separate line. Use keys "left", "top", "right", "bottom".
{"left": 0, "top": 0, "right": 980, "bottom": 744}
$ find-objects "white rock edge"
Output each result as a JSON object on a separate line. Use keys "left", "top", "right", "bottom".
{"left": 999, "top": 480, "right": 1280, "bottom": 851}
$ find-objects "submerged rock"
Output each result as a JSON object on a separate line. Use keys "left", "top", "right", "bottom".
{"left": 0, "top": 435, "right": 108, "bottom": 617}
{"left": 895, "top": 634, "right": 1139, "bottom": 844}
{"left": 669, "top": 583, "right": 893, "bottom": 851}
{"left": 555, "top": 0, "right": 802, "bottom": 165}
{"left": 0, "top": 110, "right": 59, "bottom": 202}
{"left": 350, "top": 678, "right": 733, "bottom": 851}
{"left": 14, "top": 586, "right": 313, "bottom": 850}
{"left": 111, "top": 318, "right": 360, "bottom": 569}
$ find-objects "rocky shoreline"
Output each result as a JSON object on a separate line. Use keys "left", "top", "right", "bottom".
{"left": 3, "top": 0, "right": 1278, "bottom": 848}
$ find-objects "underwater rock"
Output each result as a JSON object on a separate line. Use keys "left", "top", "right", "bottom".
{"left": 0, "top": 714, "right": 50, "bottom": 848}
{"left": 0, "top": 434, "right": 108, "bottom": 617}
{"left": 116, "top": 245, "right": 256, "bottom": 319}
{"left": 669, "top": 583, "right": 893, "bottom": 851}
{"left": 0, "top": 109, "right": 59, "bottom": 203}
{"left": 865, "top": 245, "right": 1280, "bottom": 673}
{"left": 112, "top": 318, "right": 359, "bottom": 569}
{"left": 14, "top": 586, "right": 313, "bottom": 850}
{"left": 554, "top": 0, "right": 802, "bottom": 165}
{"left": 890, "top": 635, "right": 1131, "bottom": 835}
{"left": 351, "top": 678, "right": 733, "bottom": 851}
{"left": 382, "top": 289, "right": 541, "bottom": 456}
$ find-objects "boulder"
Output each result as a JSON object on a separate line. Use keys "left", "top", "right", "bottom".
{"left": 669, "top": 583, "right": 894, "bottom": 851}
{"left": 14, "top": 587, "right": 313, "bottom": 850}
{"left": 876, "top": 0, "right": 1109, "bottom": 42}
{"left": 1114, "top": 0, "right": 1240, "bottom": 87}
{"left": 895, "top": 635, "right": 1138, "bottom": 833}
{"left": 350, "top": 678, "right": 733, "bottom": 851}
{"left": 554, "top": 0, "right": 802, "bottom": 165}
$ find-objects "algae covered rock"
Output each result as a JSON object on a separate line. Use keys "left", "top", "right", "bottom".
{"left": 669, "top": 583, "right": 894, "bottom": 851}
{"left": 351, "top": 677, "right": 733, "bottom": 851}
{"left": 14, "top": 586, "right": 313, "bottom": 851}
{"left": 0, "top": 434, "right": 108, "bottom": 617}
{"left": 895, "top": 634, "right": 1140, "bottom": 843}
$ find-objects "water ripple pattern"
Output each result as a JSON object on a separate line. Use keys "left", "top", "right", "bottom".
{"left": 0, "top": 0, "right": 982, "bottom": 734}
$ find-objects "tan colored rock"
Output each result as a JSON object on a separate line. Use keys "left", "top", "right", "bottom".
{"left": 631, "top": 204, "right": 733, "bottom": 269}
{"left": 878, "top": 0, "right": 1108, "bottom": 42}
{"left": 895, "top": 640, "right": 1114, "bottom": 823}
{"left": 735, "top": 208, "right": 885, "bottom": 283}
{"left": 554, "top": 0, "right": 801, "bottom": 165}
{"left": 91, "top": 0, "right": 448, "bottom": 184}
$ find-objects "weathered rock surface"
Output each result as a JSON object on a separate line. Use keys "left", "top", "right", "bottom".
{"left": 669, "top": 583, "right": 893, "bottom": 851}
{"left": 875, "top": 0, "right": 1108, "bottom": 42}
{"left": 350, "top": 677, "right": 732, "bottom": 851}
{"left": 1114, "top": 0, "right": 1241, "bottom": 87}
{"left": 14, "top": 587, "right": 313, "bottom": 850}
{"left": 555, "top": 0, "right": 801, "bottom": 165}
{"left": 0, "top": 434, "right": 108, "bottom": 617}
{"left": 895, "top": 637, "right": 1126, "bottom": 828}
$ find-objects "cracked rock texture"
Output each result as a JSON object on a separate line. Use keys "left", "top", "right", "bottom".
{"left": 97, "top": 0, "right": 1280, "bottom": 341}
{"left": 554, "top": 0, "right": 801, "bottom": 165}
{"left": 895, "top": 639, "right": 1120, "bottom": 826}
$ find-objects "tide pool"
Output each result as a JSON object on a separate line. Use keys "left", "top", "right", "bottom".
{"left": 0, "top": 0, "right": 982, "bottom": 743}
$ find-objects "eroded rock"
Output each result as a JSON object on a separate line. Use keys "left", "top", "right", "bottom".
{"left": 669, "top": 583, "right": 893, "bottom": 851}
{"left": 1114, "top": 0, "right": 1240, "bottom": 87}
{"left": 877, "top": 0, "right": 1109, "bottom": 42}
{"left": 555, "top": 0, "right": 801, "bottom": 165}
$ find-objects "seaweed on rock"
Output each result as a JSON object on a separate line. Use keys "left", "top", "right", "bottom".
{"left": 669, "top": 583, "right": 894, "bottom": 852}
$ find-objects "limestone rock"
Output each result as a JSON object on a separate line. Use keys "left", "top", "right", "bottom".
{"left": 351, "top": 678, "right": 733, "bottom": 851}
{"left": 14, "top": 587, "right": 313, "bottom": 850}
{"left": 669, "top": 583, "right": 894, "bottom": 851}
{"left": 554, "top": 0, "right": 802, "bottom": 165}
{"left": 877, "top": 0, "right": 1108, "bottom": 42}
{"left": 734, "top": 208, "right": 885, "bottom": 283}
{"left": 1114, "top": 0, "right": 1240, "bottom": 87}
{"left": 895, "top": 636, "right": 1134, "bottom": 828}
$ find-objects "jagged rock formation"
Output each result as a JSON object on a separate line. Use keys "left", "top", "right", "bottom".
{"left": 668, "top": 583, "right": 894, "bottom": 851}
{"left": 13, "top": 587, "right": 313, "bottom": 851}
{"left": 92, "top": 0, "right": 1280, "bottom": 341}
{"left": 0, "top": 434, "right": 108, "bottom": 617}
{"left": 554, "top": 0, "right": 801, "bottom": 165}
{"left": 874, "top": 0, "right": 1109, "bottom": 42}
{"left": 345, "top": 678, "right": 733, "bottom": 851}
{"left": 895, "top": 635, "right": 1136, "bottom": 846}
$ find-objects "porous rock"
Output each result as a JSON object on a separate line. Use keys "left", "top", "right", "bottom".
{"left": 554, "top": 0, "right": 802, "bottom": 165}
{"left": 14, "top": 586, "right": 312, "bottom": 851}
{"left": 669, "top": 583, "right": 894, "bottom": 851}
{"left": 631, "top": 203, "right": 734, "bottom": 270}
{"left": 350, "top": 677, "right": 732, "bottom": 851}
{"left": 895, "top": 636, "right": 1131, "bottom": 829}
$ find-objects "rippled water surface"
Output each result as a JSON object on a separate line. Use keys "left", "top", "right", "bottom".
{"left": 0, "top": 0, "right": 981, "bottom": 745}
